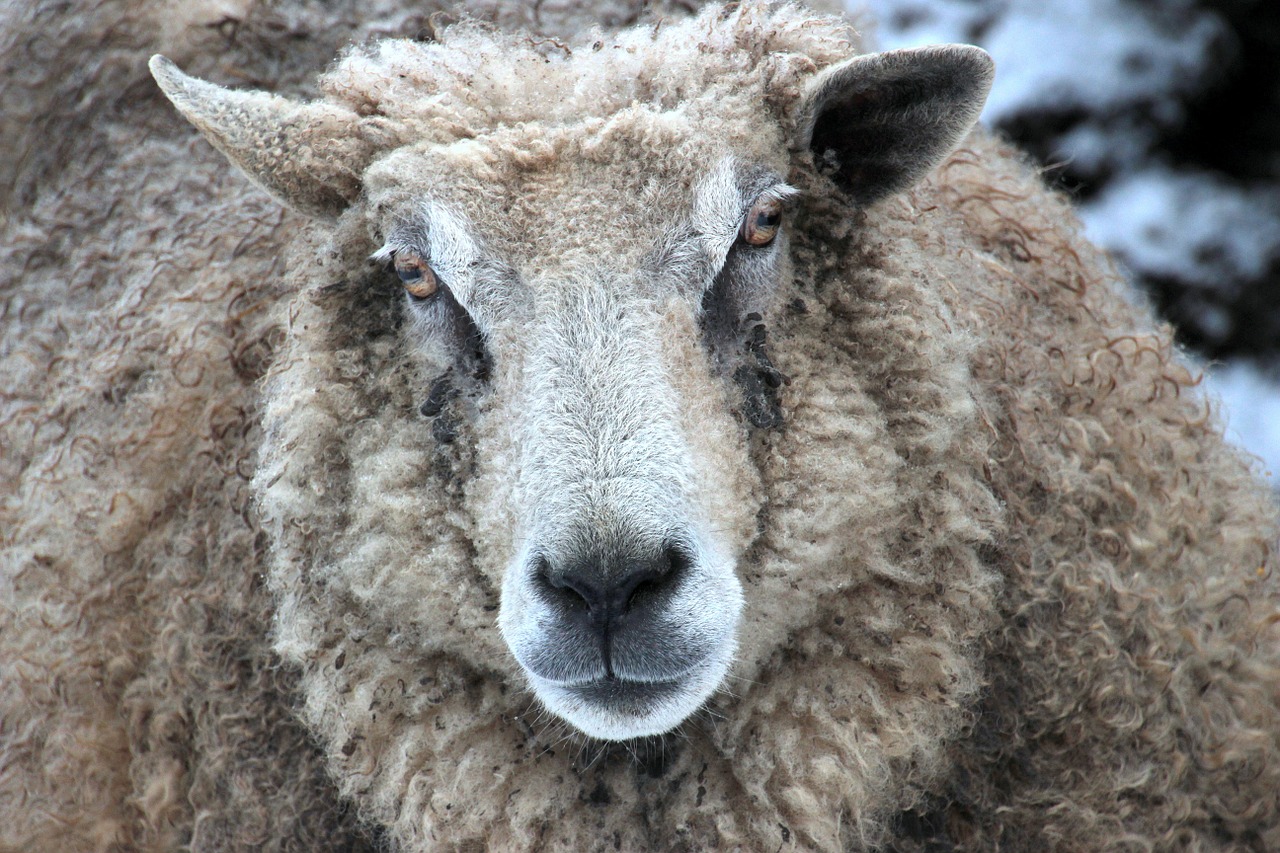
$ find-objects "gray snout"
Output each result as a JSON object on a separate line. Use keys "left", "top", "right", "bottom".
{"left": 523, "top": 541, "right": 706, "bottom": 685}
{"left": 501, "top": 531, "right": 742, "bottom": 739}
{"left": 535, "top": 544, "right": 692, "bottom": 677}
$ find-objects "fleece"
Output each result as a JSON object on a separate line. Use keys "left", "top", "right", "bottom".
{"left": 1, "top": 1, "right": 1276, "bottom": 851}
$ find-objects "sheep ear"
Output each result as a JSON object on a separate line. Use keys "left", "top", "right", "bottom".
{"left": 793, "top": 45, "right": 994, "bottom": 207}
{"left": 149, "top": 55, "right": 373, "bottom": 219}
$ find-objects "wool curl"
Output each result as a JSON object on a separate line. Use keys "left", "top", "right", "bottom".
{"left": 2, "top": 1, "right": 1278, "bottom": 852}
{"left": 318, "top": 2, "right": 855, "bottom": 146}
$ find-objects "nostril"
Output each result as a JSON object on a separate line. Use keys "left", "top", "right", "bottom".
{"left": 533, "top": 554, "right": 554, "bottom": 588}
{"left": 536, "top": 555, "right": 601, "bottom": 613}
{"left": 554, "top": 574, "right": 597, "bottom": 610}
{"left": 532, "top": 542, "right": 696, "bottom": 622}
{"left": 618, "top": 543, "right": 692, "bottom": 613}
{"left": 664, "top": 542, "right": 693, "bottom": 580}
{"left": 615, "top": 565, "right": 663, "bottom": 613}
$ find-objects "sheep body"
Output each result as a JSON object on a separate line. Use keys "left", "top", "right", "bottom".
{"left": 1, "top": 1, "right": 1278, "bottom": 851}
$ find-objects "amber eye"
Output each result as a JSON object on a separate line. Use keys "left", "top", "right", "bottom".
{"left": 394, "top": 250, "right": 439, "bottom": 300}
{"left": 740, "top": 195, "right": 783, "bottom": 247}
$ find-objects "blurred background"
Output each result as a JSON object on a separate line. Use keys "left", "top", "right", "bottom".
{"left": 852, "top": 0, "right": 1280, "bottom": 487}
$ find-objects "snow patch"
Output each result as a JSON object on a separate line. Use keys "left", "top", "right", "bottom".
{"left": 1203, "top": 362, "right": 1280, "bottom": 485}
{"left": 1080, "top": 166, "right": 1280, "bottom": 288}
{"left": 979, "top": 0, "right": 1223, "bottom": 123}
{"left": 859, "top": 0, "right": 1229, "bottom": 172}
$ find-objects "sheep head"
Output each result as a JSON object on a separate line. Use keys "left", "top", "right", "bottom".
{"left": 151, "top": 10, "right": 991, "bottom": 743}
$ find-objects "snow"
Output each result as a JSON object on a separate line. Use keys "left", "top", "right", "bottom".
{"left": 1080, "top": 166, "right": 1280, "bottom": 287}
{"left": 854, "top": 0, "right": 992, "bottom": 52}
{"left": 860, "top": 0, "right": 1225, "bottom": 118}
{"left": 852, "top": 0, "right": 1280, "bottom": 486}
{"left": 980, "top": 2, "right": 1222, "bottom": 123}
{"left": 1204, "top": 362, "right": 1280, "bottom": 483}
{"left": 859, "top": 0, "right": 1227, "bottom": 176}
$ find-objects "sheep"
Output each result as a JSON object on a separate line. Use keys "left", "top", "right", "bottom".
{"left": 1, "top": 0, "right": 1278, "bottom": 850}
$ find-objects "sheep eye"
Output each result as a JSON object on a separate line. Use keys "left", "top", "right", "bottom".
{"left": 740, "top": 196, "right": 783, "bottom": 247}
{"left": 393, "top": 250, "right": 439, "bottom": 300}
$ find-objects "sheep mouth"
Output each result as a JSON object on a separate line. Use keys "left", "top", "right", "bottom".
{"left": 562, "top": 676, "right": 686, "bottom": 709}
{"left": 501, "top": 543, "right": 744, "bottom": 740}
{"left": 528, "top": 664, "right": 726, "bottom": 740}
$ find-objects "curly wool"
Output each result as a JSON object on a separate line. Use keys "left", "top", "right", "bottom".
{"left": 2, "top": 2, "right": 1279, "bottom": 853}
{"left": 317, "top": 3, "right": 854, "bottom": 142}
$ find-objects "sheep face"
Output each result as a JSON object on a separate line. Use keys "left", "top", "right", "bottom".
{"left": 150, "top": 12, "right": 993, "bottom": 744}
{"left": 361, "top": 122, "right": 791, "bottom": 738}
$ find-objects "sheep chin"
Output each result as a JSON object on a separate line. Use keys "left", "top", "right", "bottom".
{"left": 527, "top": 644, "right": 737, "bottom": 741}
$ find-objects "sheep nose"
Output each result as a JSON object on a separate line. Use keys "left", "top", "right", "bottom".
{"left": 538, "top": 545, "right": 687, "bottom": 628}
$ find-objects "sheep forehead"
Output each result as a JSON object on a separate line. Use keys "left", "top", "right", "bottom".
{"left": 365, "top": 116, "right": 787, "bottom": 287}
